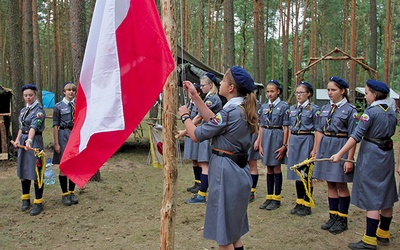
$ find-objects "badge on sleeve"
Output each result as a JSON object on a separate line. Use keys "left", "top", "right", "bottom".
{"left": 315, "top": 111, "right": 321, "bottom": 118}
{"left": 211, "top": 113, "right": 223, "bottom": 125}
{"left": 205, "top": 100, "right": 213, "bottom": 107}
{"left": 36, "top": 112, "right": 44, "bottom": 127}
{"left": 360, "top": 113, "right": 370, "bottom": 122}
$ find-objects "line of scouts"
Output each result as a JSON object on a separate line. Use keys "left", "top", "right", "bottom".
{"left": 12, "top": 82, "right": 79, "bottom": 216}
{"left": 182, "top": 72, "right": 400, "bottom": 250}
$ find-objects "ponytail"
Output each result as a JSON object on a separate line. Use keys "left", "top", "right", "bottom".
{"left": 243, "top": 93, "right": 258, "bottom": 134}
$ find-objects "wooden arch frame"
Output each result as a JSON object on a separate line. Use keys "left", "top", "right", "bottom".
{"left": 288, "top": 47, "right": 378, "bottom": 103}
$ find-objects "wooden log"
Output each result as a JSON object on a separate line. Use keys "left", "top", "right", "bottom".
{"left": 160, "top": 0, "right": 178, "bottom": 249}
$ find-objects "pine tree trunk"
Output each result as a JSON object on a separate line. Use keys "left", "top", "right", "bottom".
{"left": 23, "top": 0, "right": 34, "bottom": 84}
{"left": 8, "top": 0, "right": 24, "bottom": 139}
{"left": 69, "top": 0, "right": 86, "bottom": 84}
{"left": 33, "top": 0, "right": 42, "bottom": 102}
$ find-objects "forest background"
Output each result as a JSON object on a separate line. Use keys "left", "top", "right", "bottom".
{"left": 0, "top": 1, "right": 399, "bottom": 249}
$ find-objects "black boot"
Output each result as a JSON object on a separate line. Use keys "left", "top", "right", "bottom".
{"left": 186, "top": 182, "right": 200, "bottom": 193}
{"left": 21, "top": 199, "right": 31, "bottom": 211}
{"left": 348, "top": 240, "right": 377, "bottom": 250}
{"left": 259, "top": 199, "right": 272, "bottom": 209}
{"left": 30, "top": 203, "right": 44, "bottom": 216}
{"left": 329, "top": 216, "right": 348, "bottom": 234}
{"left": 297, "top": 206, "right": 312, "bottom": 216}
{"left": 321, "top": 214, "right": 338, "bottom": 230}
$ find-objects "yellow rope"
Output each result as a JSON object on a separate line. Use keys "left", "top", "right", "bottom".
{"left": 33, "top": 149, "right": 46, "bottom": 189}
{"left": 291, "top": 157, "right": 315, "bottom": 208}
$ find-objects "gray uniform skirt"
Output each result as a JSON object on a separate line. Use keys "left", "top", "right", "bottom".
{"left": 287, "top": 134, "right": 314, "bottom": 180}
{"left": 197, "top": 139, "right": 211, "bottom": 162}
{"left": 313, "top": 135, "right": 353, "bottom": 182}
{"left": 352, "top": 140, "right": 398, "bottom": 210}
{"left": 52, "top": 129, "right": 72, "bottom": 164}
{"left": 261, "top": 128, "right": 287, "bottom": 166}
{"left": 203, "top": 154, "right": 252, "bottom": 245}
{"left": 248, "top": 133, "right": 260, "bottom": 161}
{"left": 17, "top": 134, "right": 44, "bottom": 180}
{"left": 183, "top": 136, "right": 199, "bottom": 160}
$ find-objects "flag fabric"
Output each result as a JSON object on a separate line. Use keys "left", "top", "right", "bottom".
{"left": 60, "top": 0, "right": 174, "bottom": 187}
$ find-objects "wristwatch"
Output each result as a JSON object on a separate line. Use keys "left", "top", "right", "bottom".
{"left": 181, "top": 115, "right": 191, "bottom": 124}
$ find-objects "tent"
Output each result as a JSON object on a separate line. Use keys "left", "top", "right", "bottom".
{"left": 42, "top": 90, "right": 55, "bottom": 108}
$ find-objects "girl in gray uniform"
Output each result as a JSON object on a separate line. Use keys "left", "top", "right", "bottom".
{"left": 287, "top": 82, "right": 319, "bottom": 216}
{"left": 52, "top": 82, "right": 78, "bottom": 206}
{"left": 12, "top": 84, "right": 46, "bottom": 216}
{"left": 314, "top": 76, "right": 357, "bottom": 235}
{"left": 248, "top": 100, "right": 261, "bottom": 203}
{"left": 181, "top": 83, "right": 201, "bottom": 193}
{"left": 331, "top": 80, "right": 398, "bottom": 250}
{"left": 259, "top": 80, "right": 289, "bottom": 210}
{"left": 179, "top": 66, "right": 257, "bottom": 250}
{"left": 185, "top": 73, "right": 222, "bottom": 204}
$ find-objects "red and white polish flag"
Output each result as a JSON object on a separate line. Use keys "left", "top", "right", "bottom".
{"left": 60, "top": 0, "right": 174, "bottom": 187}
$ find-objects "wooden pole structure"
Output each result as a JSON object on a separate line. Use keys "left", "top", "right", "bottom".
{"left": 160, "top": 0, "right": 178, "bottom": 249}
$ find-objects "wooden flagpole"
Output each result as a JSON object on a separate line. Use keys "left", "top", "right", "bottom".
{"left": 160, "top": 0, "right": 178, "bottom": 249}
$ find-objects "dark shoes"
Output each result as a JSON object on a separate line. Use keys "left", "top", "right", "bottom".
{"left": 70, "top": 193, "right": 79, "bottom": 204}
{"left": 62, "top": 193, "right": 79, "bottom": 206}
{"left": 62, "top": 195, "right": 72, "bottom": 206}
{"left": 290, "top": 204, "right": 302, "bottom": 214}
{"left": 321, "top": 214, "right": 338, "bottom": 230}
{"left": 249, "top": 192, "right": 255, "bottom": 203}
{"left": 259, "top": 200, "right": 272, "bottom": 209}
{"left": 186, "top": 182, "right": 201, "bottom": 193}
{"left": 376, "top": 236, "right": 389, "bottom": 245}
{"left": 329, "top": 216, "right": 348, "bottom": 234}
{"left": 21, "top": 199, "right": 31, "bottom": 211}
{"left": 265, "top": 200, "right": 281, "bottom": 210}
{"left": 30, "top": 203, "right": 43, "bottom": 216}
{"left": 297, "top": 206, "right": 311, "bottom": 216}
{"left": 348, "top": 241, "right": 377, "bottom": 250}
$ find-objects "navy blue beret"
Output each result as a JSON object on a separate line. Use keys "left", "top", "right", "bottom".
{"left": 230, "top": 66, "right": 255, "bottom": 93}
{"left": 299, "top": 81, "right": 313, "bottom": 96}
{"left": 63, "top": 81, "right": 76, "bottom": 88}
{"left": 366, "top": 79, "right": 389, "bottom": 94}
{"left": 21, "top": 83, "right": 37, "bottom": 92}
{"left": 268, "top": 79, "right": 283, "bottom": 90}
{"left": 330, "top": 76, "right": 349, "bottom": 88}
{"left": 205, "top": 72, "right": 219, "bottom": 86}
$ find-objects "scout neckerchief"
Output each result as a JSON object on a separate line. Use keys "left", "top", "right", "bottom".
{"left": 69, "top": 102, "right": 75, "bottom": 122}
{"left": 21, "top": 100, "right": 39, "bottom": 127}
{"left": 266, "top": 97, "right": 281, "bottom": 125}
{"left": 370, "top": 99, "right": 389, "bottom": 112}
{"left": 323, "top": 98, "right": 347, "bottom": 132}
{"left": 294, "top": 100, "right": 309, "bottom": 129}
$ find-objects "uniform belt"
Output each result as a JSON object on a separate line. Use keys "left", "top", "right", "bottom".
{"left": 363, "top": 137, "right": 389, "bottom": 143}
{"left": 212, "top": 148, "right": 234, "bottom": 156}
{"left": 323, "top": 131, "right": 348, "bottom": 138}
{"left": 22, "top": 131, "right": 42, "bottom": 135}
{"left": 263, "top": 126, "right": 283, "bottom": 129}
{"left": 291, "top": 130, "right": 313, "bottom": 135}
{"left": 212, "top": 148, "right": 248, "bottom": 168}
{"left": 59, "top": 126, "right": 73, "bottom": 130}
